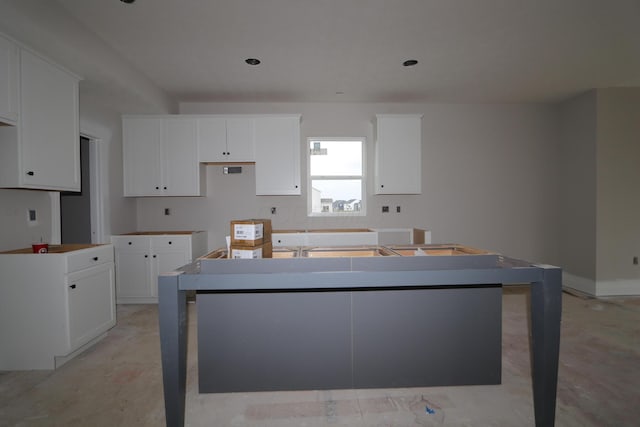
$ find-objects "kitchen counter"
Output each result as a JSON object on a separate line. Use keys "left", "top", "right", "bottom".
{"left": 158, "top": 245, "right": 561, "bottom": 427}
{"left": 1, "top": 243, "right": 107, "bottom": 254}
{"left": 271, "top": 227, "right": 430, "bottom": 246}
{"left": 199, "top": 243, "right": 491, "bottom": 259}
{"left": 0, "top": 244, "right": 116, "bottom": 370}
{"left": 121, "top": 230, "right": 202, "bottom": 236}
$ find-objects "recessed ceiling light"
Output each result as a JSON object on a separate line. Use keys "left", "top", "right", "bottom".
{"left": 245, "top": 58, "right": 261, "bottom": 66}
{"left": 120, "top": 0, "right": 136, "bottom": 3}
{"left": 403, "top": 59, "right": 418, "bottom": 67}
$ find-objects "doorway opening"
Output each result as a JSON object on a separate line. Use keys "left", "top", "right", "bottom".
{"left": 59, "top": 135, "right": 103, "bottom": 244}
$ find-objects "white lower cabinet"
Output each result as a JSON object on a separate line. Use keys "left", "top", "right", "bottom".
{"left": 0, "top": 244, "right": 116, "bottom": 370}
{"left": 67, "top": 263, "right": 115, "bottom": 351}
{"left": 111, "top": 232, "right": 207, "bottom": 303}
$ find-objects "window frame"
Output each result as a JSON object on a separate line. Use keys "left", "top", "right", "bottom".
{"left": 307, "top": 137, "right": 366, "bottom": 217}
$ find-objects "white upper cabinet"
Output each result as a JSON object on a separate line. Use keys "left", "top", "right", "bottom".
{"left": 123, "top": 116, "right": 203, "bottom": 197}
{"left": 0, "top": 45, "right": 80, "bottom": 191}
{"left": 0, "top": 34, "right": 19, "bottom": 125}
{"left": 197, "top": 116, "right": 255, "bottom": 162}
{"left": 225, "top": 117, "right": 255, "bottom": 161}
{"left": 162, "top": 117, "right": 201, "bottom": 196}
{"left": 124, "top": 114, "right": 300, "bottom": 196}
{"left": 254, "top": 115, "right": 301, "bottom": 195}
{"left": 374, "top": 114, "right": 423, "bottom": 195}
{"left": 123, "top": 117, "right": 163, "bottom": 196}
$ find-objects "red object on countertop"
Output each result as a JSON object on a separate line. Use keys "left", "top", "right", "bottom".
{"left": 32, "top": 243, "right": 48, "bottom": 253}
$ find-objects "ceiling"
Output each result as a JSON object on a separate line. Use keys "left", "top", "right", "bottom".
{"left": 56, "top": 0, "right": 640, "bottom": 104}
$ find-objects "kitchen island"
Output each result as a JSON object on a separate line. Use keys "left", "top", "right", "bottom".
{"left": 158, "top": 245, "right": 561, "bottom": 427}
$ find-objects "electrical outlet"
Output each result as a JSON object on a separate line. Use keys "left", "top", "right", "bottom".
{"left": 382, "top": 206, "right": 389, "bottom": 213}
{"left": 28, "top": 209, "right": 37, "bottom": 222}
{"left": 396, "top": 206, "right": 401, "bottom": 213}
{"left": 164, "top": 208, "right": 171, "bottom": 216}
{"left": 271, "top": 207, "right": 277, "bottom": 215}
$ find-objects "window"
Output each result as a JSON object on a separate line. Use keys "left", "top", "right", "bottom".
{"left": 308, "top": 138, "right": 365, "bottom": 216}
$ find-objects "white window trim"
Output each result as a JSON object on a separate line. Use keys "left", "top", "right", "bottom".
{"left": 307, "top": 137, "right": 366, "bottom": 217}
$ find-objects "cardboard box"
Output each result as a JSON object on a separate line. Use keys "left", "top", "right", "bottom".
{"left": 229, "top": 241, "right": 272, "bottom": 259}
{"left": 230, "top": 219, "right": 272, "bottom": 246}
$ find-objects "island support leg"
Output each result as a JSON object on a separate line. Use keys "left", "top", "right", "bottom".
{"left": 530, "top": 267, "right": 562, "bottom": 427}
{"left": 158, "top": 273, "right": 187, "bottom": 427}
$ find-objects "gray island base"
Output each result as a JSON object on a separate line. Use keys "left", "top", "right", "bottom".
{"left": 158, "top": 251, "right": 562, "bottom": 427}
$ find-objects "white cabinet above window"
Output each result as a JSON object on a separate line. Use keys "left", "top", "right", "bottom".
{"left": 374, "top": 114, "right": 423, "bottom": 195}
{"left": 197, "top": 116, "right": 255, "bottom": 163}
{"left": 122, "top": 116, "right": 204, "bottom": 197}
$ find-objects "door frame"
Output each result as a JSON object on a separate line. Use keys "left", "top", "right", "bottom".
{"left": 50, "top": 133, "right": 105, "bottom": 244}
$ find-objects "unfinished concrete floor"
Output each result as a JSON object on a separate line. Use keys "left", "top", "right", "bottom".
{"left": 1, "top": 286, "right": 639, "bottom": 426}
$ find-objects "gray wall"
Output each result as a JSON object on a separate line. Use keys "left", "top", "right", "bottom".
{"left": 134, "top": 102, "right": 561, "bottom": 265}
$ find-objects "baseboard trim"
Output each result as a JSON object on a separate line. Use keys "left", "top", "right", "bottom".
{"left": 594, "top": 279, "right": 640, "bottom": 297}
{"left": 563, "top": 272, "right": 640, "bottom": 297}
{"left": 562, "top": 272, "right": 596, "bottom": 296}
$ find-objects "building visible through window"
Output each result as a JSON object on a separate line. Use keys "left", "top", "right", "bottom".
{"left": 308, "top": 138, "right": 364, "bottom": 216}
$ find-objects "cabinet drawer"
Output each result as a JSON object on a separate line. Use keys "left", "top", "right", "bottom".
{"left": 111, "top": 236, "right": 150, "bottom": 250}
{"left": 153, "top": 235, "right": 190, "bottom": 250}
{"left": 67, "top": 245, "right": 114, "bottom": 273}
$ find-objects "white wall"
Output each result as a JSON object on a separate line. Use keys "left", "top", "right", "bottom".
{"left": 558, "top": 87, "right": 640, "bottom": 297}
{"left": 0, "top": 0, "right": 175, "bottom": 115}
{"left": 595, "top": 88, "right": 640, "bottom": 295}
{"left": 78, "top": 96, "right": 137, "bottom": 239}
{"left": 134, "top": 102, "right": 561, "bottom": 265}
{"left": 0, "top": 0, "right": 174, "bottom": 250}
{"left": 558, "top": 91, "right": 598, "bottom": 293}
{"left": 0, "top": 190, "right": 53, "bottom": 251}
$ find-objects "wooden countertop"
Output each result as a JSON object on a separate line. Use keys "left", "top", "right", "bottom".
{"left": 1, "top": 244, "right": 107, "bottom": 254}
{"left": 120, "top": 231, "right": 201, "bottom": 236}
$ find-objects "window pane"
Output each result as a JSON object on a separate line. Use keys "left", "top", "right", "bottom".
{"left": 311, "top": 179, "right": 362, "bottom": 213}
{"left": 309, "top": 140, "right": 362, "bottom": 176}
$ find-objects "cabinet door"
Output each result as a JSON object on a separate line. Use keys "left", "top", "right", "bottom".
{"left": 197, "top": 117, "right": 227, "bottom": 162}
{"left": 226, "top": 117, "right": 255, "bottom": 162}
{"left": 114, "top": 247, "right": 153, "bottom": 299}
{"left": 66, "top": 263, "right": 116, "bottom": 352}
{"left": 123, "top": 117, "right": 163, "bottom": 196}
{"left": 0, "top": 35, "right": 19, "bottom": 124}
{"left": 254, "top": 116, "right": 301, "bottom": 195}
{"left": 20, "top": 49, "right": 80, "bottom": 191}
{"left": 162, "top": 117, "right": 200, "bottom": 196}
{"left": 152, "top": 246, "right": 190, "bottom": 298}
{"left": 374, "top": 115, "right": 422, "bottom": 194}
